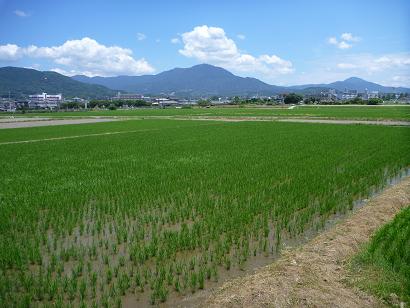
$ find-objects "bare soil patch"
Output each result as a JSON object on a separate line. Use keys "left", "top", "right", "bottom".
{"left": 0, "top": 117, "right": 117, "bottom": 129}
{"left": 204, "top": 176, "right": 410, "bottom": 308}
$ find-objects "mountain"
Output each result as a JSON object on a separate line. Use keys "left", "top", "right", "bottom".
{"left": 2, "top": 65, "right": 408, "bottom": 99}
{"left": 290, "top": 77, "right": 410, "bottom": 93}
{"left": 73, "top": 65, "right": 410, "bottom": 96}
{"left": 73, "top": 64, "right": 287, "bottom": 96}
{"left": 0, "top": 67, "right": 116, "bottom": 98}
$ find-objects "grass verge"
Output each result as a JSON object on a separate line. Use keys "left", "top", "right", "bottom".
{"left": 349, "top": 206, "right": 410, "bottom": 306}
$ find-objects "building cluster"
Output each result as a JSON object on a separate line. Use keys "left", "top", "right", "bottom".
{"left": 0, "top": 92, "right": 63, "bottom": 111}
{"left": 0, "top": 88, "right": 408, "bottom": 112}
{"left": 113, "top": 92, "right": 198, "bottom": 107}
{"left": 308, "top": 88, "right": 387, "bottom": 103}
{"left": 28, "top": 93, "right": 63, "bottom": 109}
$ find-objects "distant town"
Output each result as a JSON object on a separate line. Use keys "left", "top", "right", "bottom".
{"left": 1, "top": 88, "right": 409, "bottom": 112}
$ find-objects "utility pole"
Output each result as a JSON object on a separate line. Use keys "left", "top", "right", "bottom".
{"left": 8, "top": 91, "right": 12, "bottom": 112}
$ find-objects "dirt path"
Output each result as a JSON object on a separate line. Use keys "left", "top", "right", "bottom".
{"left": 174, "top": 116, "right": 410, "bottom": 126}
{"left": 204, "top": 176, "right": 410, "bottom": 308}
{"left": 276, "top": 118, "right": 410, "bottom": 126}
{"left": 0, "top": 117, "right": 117, "bottom": 129}
{"left": 3, "top": 116, "right": 409, "bottom": 127}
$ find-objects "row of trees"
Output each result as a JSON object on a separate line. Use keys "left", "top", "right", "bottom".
{"left": 303, "top": 97, "right": 384, "bottom": 105}
{"left": 57, "top": 95, "right": 387, "bottom": 110}
{"left": 59, "top": 100, "right": 152, "bottom": 110}
{"left": 89, "top": 99, "right": 151, "bottom": 108}
{"left": 344, "top": 97, "right": 383, "bottom": 105}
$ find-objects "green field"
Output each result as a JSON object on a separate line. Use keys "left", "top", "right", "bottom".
{"left": 0, "top": 119, "right": 409, "bottom": 306}
{"left": 3, "top": 105, "right": 410, "bottom": 120}
{"left": 351, "top": 206, "right": 410, "bottom": 305}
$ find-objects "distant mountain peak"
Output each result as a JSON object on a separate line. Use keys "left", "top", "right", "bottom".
{"left": 343, "top": 77, "right": 365, "bottom": 82}
{"left": 73, "top": 63, "right": 284, "bottom": 96}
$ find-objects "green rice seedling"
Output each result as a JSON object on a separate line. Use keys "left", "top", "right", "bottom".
{"left": 166, "top": 269, "right": 173, "bottom": 286}
{"left": 62, "top": 276, "right": 69, "bottom": 294}
{"left": 182, "top": 271, "right": 189, "bottom": 291}
{"left": 109, "top": 283, "right": 117, "bottom": 298}
{"left": 114, "top": 265, "right": 120, "bottom": 278}
{"left": 79, "top": 278, "right": 87, "bottom": 300}
{"left": 103, "top": 254, "right": 109, "bottom": 266}
{"left": 174, "top": 277, "right": 181, "bottom": 293}
{"left": 118, "top": 272, "right": 130, "bottom": 295}
{"left": 198, "top": 269, "right": 205, "bottom": 290}
{"left": 100, "top": 293, "right": 109, "bottom": 308}
{"left": 176, "top": 261, "right": 183, "bottom": 275}
{"left": 206, "top": 266, "right": 212, "bottom": 280}
{"left": 119, "top": 256, "right": 125, "bottom": 267}
{"left": 115, "top": 297, "right": 122, "bottom": 308}
{"left": 111, "top": 244, "right": 117, "bottom": 254}
{"left": 134, "top": 270, "right": 141, "bottom": 288}
{"left": 158, "top": 284, "right": 168, "bottom": 303}
{"left": 189, "top": 258, "right": 196, "bottom": 271}
{"left": 55, "top": 294, "right": 63, "bottom": 308}
{"left": 190, "top": 271, "right": 197, "bottom": 293}
{"left": 67, "top": 277, "right": 77, "bottom": 301}
{"left": 212, "top": 264, "right": 218, "bottom": 282}
{"left": 47, "top": 279, "right": 58, "bottom": 301}
{"left": 224, "top": 256, "right": 231, "bottom": 270}
{"left": 106, "top": 269, "right": 112, "bottom": 284}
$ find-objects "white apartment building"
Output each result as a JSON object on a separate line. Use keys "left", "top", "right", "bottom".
{"left": 364, "top": 89, "right": 379, "bottom": 100}
{"left": 28, "top": 93, "right": 63, "bottom": 109}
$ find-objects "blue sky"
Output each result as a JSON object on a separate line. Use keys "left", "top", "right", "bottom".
{"left": 0, "top": 0, "right": 409, "bottom": 86}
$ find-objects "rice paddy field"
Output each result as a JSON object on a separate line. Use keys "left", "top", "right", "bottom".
{"left": 3, "top": 105, "right": 410, "bottom": 121}
{"left": 0, "top": 118, "right": 409, "bottom": 307}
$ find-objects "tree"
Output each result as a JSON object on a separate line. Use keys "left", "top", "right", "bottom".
{"left": 348, "top": 97, "right": 364, "bottom": 105}
{"left": 284, "top": 93, "right": 303, "bottom": 104}
{"left": 232, "top": 96, "right": 241, "bottom": 105}
{"left": 367, "top": 98, "right": 383, "bottom": 105}
{"left": 197, "top": 99, "right": 210, "bottom": 107}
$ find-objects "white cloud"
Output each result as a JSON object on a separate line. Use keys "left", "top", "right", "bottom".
{"left": 171, "top": 37, "right": 180, "bottom": 44}
{"left": 289, "top": 52, "right": 410, "bottom": 87}
{"left": 14, "top": 10, "right": 29, "bottom": 17}
{"left": 340, "top": 33, "right": 360, "bottom": 42}
{"left": 338, "top": 41, "right": 352, "bottom": 49}
{"left": 328, "top": 37, "right": 352, "bottom": 49}
{"left": 237, "top": 34, "right": 246, "bottom": 40}
{"left": 328, "top": 37, "right": 338, "bottom": 45}
{"left": 24, "top": 63, "right": 41, "bottom": 70}
{"left": 390, "top": 75, "right": 410, "bottom": 87}
{"left": 136, "top": 33, "right": 146, "bottom": 41}
{"left": 337, "top": 63, "right": 357, "bottom": 69}
{"left": 0, "top": 37, "right": 155, "bottom": 76}
{"left": 0, "top": 44, "right": 21, "bottom": 60}
{"left": 179, "top": 25, "right": 293, "bottom": 77}
{"left": 336, "top": 53, "right": 410, "bottom": 72}
{"left": 328, "top": 33, "right": 360, "bottom": 49}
